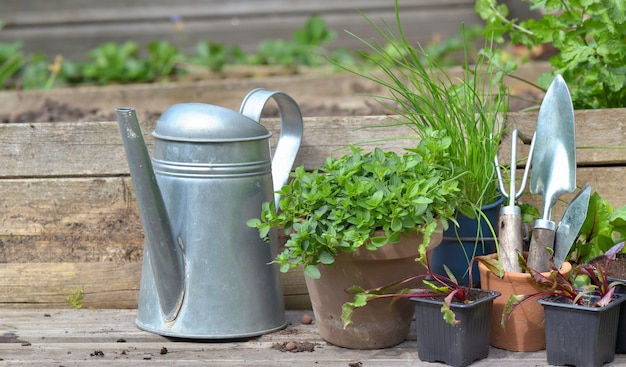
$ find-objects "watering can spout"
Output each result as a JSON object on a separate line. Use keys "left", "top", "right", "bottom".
{"left": 116, "top": 108, "right": 185, "bottom": 323}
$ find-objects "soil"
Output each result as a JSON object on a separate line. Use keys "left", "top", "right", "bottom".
{"left": 1, "top": 91, "right": 537, "bottom": 124}
{"left": 610, "top": 256, "right": 626, "bottom": 279}
{"left": 414, "top": 287, "right": 498, "bottom": 303}
{"left": 0, "top": 98, "right": 389, "bottom": 124}
{"left": 588, "top": 253, "right": 626, "bottom": 280}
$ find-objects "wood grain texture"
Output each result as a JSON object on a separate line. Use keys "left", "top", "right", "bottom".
{"left": 1, "top": 0, "right": 476, "bottom": 25}
{"left": 0, "top": 262, "right": 308, "bottom": 310}
{"left": 0, "top": 1, "right": 481, "bottom": 61}
{"left": 1, "top": 109, "right": 624, "bottom": 178}
{"left": 0, "top": 262, "right": 140, "bottom": 308}
{"left": 526, "top": 227, "right": 556, "bottom": 273}
{"left": 2, "top": 309, "right": 605, "bottom": 366}
{"left": 497, "top": 213, "right": 524, "bottom": 273}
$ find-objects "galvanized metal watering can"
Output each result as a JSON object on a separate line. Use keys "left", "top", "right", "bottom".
{"left": 116, "top": 89, "right": 303, "bottom": 339}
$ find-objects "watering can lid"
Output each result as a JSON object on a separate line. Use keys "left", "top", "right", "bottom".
{"left": 153, "top": 103, "right": 271, "bottom": 142}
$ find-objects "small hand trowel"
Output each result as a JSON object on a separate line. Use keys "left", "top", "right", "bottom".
{"left": 527, "top": 75, "right": 577, "bottom": 272}
{"left": 553, "top": 185, "right": 592, "bottom": 268}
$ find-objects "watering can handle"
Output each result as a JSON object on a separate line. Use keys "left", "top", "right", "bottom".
{"left": 240, "top": 88, "right": 304, "bottom": 208}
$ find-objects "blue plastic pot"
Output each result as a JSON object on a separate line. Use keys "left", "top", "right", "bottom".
{"left": 429, "top": 196, "right": 504, "bottom": 287}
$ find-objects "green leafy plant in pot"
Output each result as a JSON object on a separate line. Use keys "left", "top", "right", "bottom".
{"left": 342, "top": 250, "right": 501, "bottom": 366}
{"left": 578, "top": 194, "right": 626, "bottom": 354}
{"left": 570, "top": 192, "right": 626, "bottom": 265}
{"left": 502, "top": 242, "right": 626, "bottom": 367}
{"left": 248, "top": 131, "right": 462, "bottom": 349}
{"left": 336, "top": 0, "right": 509, "bottom": 286}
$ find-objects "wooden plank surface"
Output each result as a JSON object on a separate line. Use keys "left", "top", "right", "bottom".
{"left": 0, "top": 262, "right": 140, "bottom": 308}
{"left": 1, "top": 110, "right": 624, "bottom": 177}
{"left": 2, "top": 309, "right": 619, "bottom": 366}
{"left": 0, "top": 262, "right": 308, "bottom": 310}
{"left": 0, "top": 166, "right": 622, "bottom": 261}
{"left": 1, "top": 0, "right": 476, "bottom": 24}
{"left": 0, "top": 1, "right": 482, "bottom": 61}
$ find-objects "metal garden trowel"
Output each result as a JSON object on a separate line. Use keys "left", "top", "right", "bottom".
{"left": 527, "top": 75, "right": 577, "bottom": 272}
{"left": 553, "top": 185, "right": 592, "bottom": 268}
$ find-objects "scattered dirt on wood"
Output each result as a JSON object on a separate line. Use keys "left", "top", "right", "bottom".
{"left": 272, "top": 341, "right": 319, "bottom": 353}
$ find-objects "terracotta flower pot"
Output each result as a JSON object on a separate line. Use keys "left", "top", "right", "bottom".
{"left": 305, "top": 230, "right": 442, "bottom": 349}
{"left": 478, "top": 253, "right": 572, "bottom": 352}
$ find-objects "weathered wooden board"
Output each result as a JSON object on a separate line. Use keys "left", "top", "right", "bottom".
{"left": 0, "top": 261, "right": 309, "bottom": 310}
{"left": 0, "top": 177, "right": 142, "bottom": 262}
{"left": 0, "top": 262, "right": 140, "bottom": 308}
{"left": 2, "top": 110, "right": 625, "bottom": 178}
{"left": 0, "top": 0, "right": 484, "bottom": 61}
{"left": 0, "top": 0, "right": 480, "bottom": 24}
{"left": 3, "top": 309, "right": 619, "bottom": 366}
{"left": 0, "top": 168, "right": 622, "bottom": 261}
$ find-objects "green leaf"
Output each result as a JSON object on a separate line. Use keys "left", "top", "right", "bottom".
{"left": 572, "top": 274, "right": 591, "bottom": 289}
{"left": 443, "top": 265, "right": 458, "bottom": 285}
{"left": 369, "top": 235, "right": 389, "bottom": 248}
{"left": 364, "top": 191, "right": 384, "bottom": 208}
{"left": 391, "top": 217, "right": 403, "bottom": 232}
{"left": 475, "top": 255, "right": 504, "bottom": 278}
{"left": 341, "top": 292, "right": 382, "bottom": 327}
{"left": 422, "top": 280, "right": 452, "bottom": 294}
{"left": 476, "top": 0, "right": 626, "bottom": 109}
{"left": 279, "top": 263, "right": 291, "bottom": 273}
{"left": 609, "top": 205, "right": 626, "bottom": 231}
{"left": 304, "top": 265, "right": 321, "bottom": 279}
{"left": 318, "top": 251, "right": 335, "bottom": 265}
{"left": 441, "top": 292, "right": 460, "bottom": 326}
{"left": 246, "top": 218, "right": 261, "bottom": 227}
{"left": 345, "top": 285, "right": 365, "bottom": 294}
{"left": 605, "top": 0, "right": 626, "bottom": 24}
{"left": 501, "top": 294, "right": 527, "bottom": 329}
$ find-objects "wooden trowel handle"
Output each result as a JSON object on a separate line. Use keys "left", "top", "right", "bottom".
{"left": 498, "top": 211, "right": 523, "bottom": 273}
{"left": 527, "top": 223, "right": 556, "bottom": 272}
